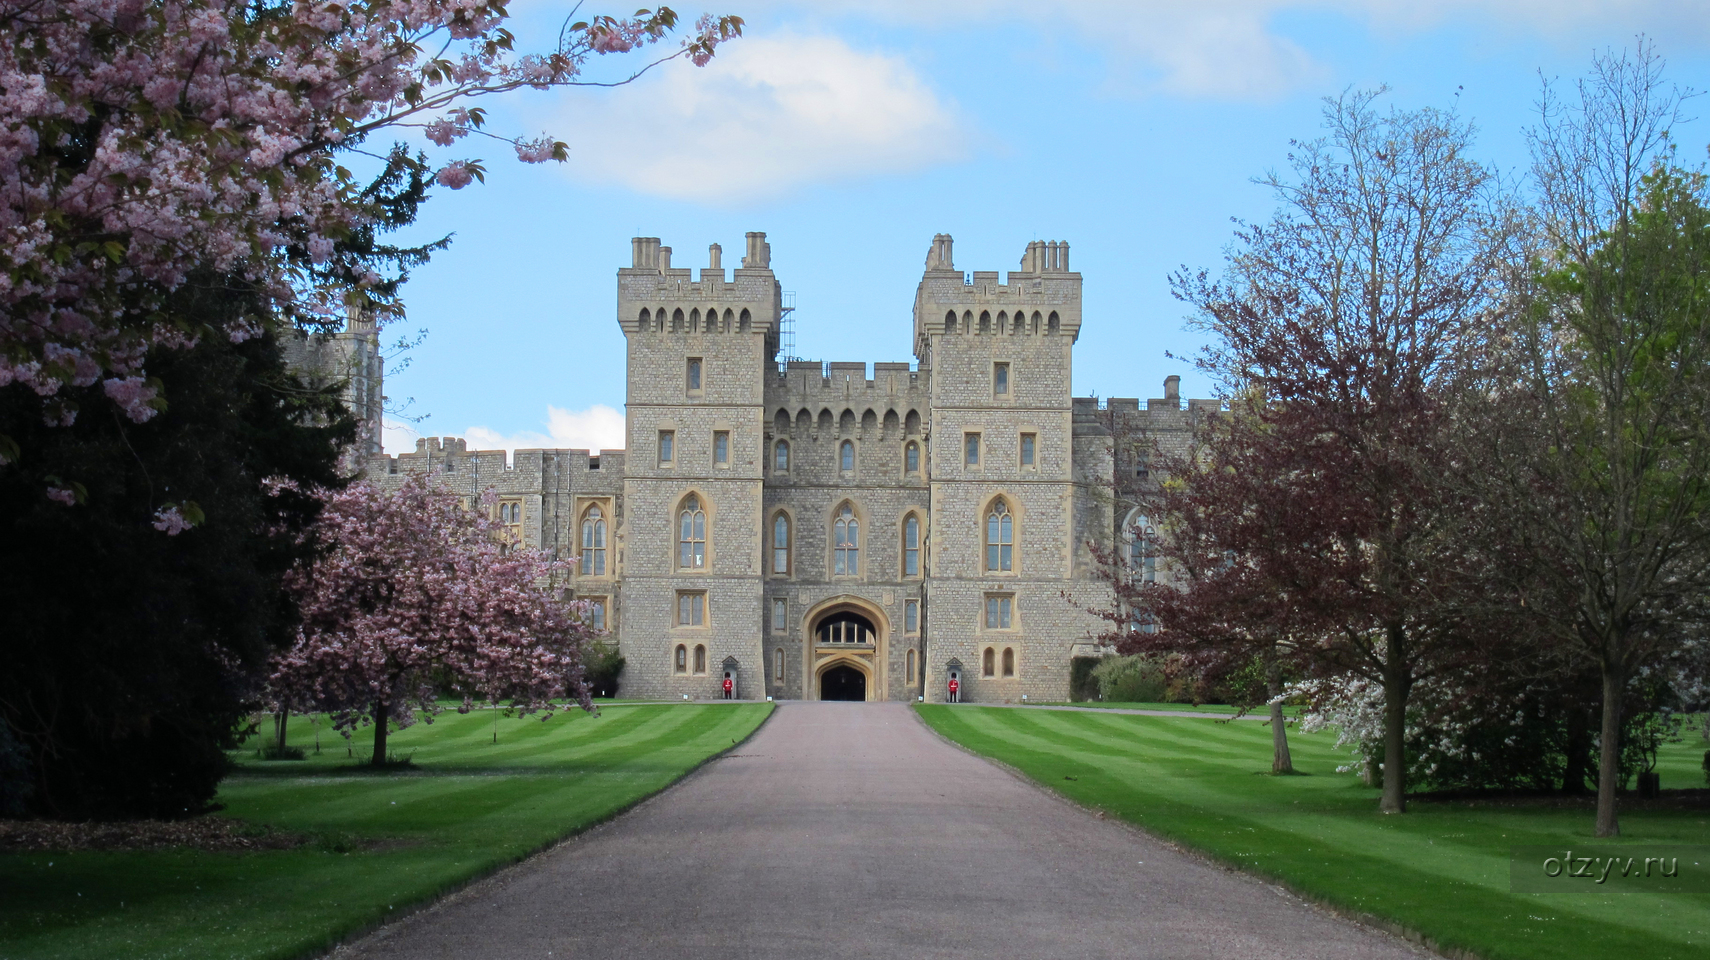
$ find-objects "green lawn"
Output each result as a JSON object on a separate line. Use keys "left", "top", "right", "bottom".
{"left": 918, "top": 704, "right": 1710, "bottom": 960}
{"left": 0, "top": 702, "right": 771, "bottom": 960}
{"left": 1039, "top": 700, "right": 1303, "bottom": 717}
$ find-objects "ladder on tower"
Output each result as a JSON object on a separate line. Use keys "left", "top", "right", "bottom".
{"left": 776, "top": 291, "right": 799, "bottom": 364}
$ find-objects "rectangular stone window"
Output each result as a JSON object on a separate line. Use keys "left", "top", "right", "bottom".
{"left": 905, "top": 599, "right": 919, "bottom": 634}
{"left": 1020, "top": 433, "right": 1036, "bottom": 467}
{"left": 964, "top": 432, "right": 981, "bottom": 467}
{"left": 993, "top": 362, "right": 1010, "bottom": 396}
{"left": 586, "top": 597, "right": 607, "bottom": 631}
{"left": 686, "top": 357, "right": 703, "bottom": 393}
{"left": 658, "top": 430, "right": 674, "bottom": 465}
{"left": 713, "top": 430, "right": 729, "bottom": 466}
{"left": 984, "top": 594, "right": 1013, "bottom": 630}
{"left": 772, "top": 597, "right": 787, "bottom": 633}
{"left": 676, "top": 591, "right": 706, "bottom": 627}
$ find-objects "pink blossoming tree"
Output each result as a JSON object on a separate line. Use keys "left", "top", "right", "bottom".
{"left": 0, "top": 0, "right": 739, "bottom": 452}
{"left": 269, "top": 473, "right": 595, "bottom": 765}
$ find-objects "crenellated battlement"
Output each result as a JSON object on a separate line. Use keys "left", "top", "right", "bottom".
{"left": 1074, "top": 376, "right": 1224, "bottom": 431}
{"left": 767, "top": 360, "right": 929, "bottom": 400}
{"left": 617, "top": 232, "right": 781, "bottom": 342}
{"left": 913, "top": 234, "right": 1083, "bottom": 357}
{"left": 364, "top": 439, "right": 627, "bottom": 481}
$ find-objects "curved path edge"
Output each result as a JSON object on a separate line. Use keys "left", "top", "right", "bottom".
{"left": 316, "top": 703, "right": 779, "bottom": 960}
{"left": 910, "top": 704, "right": 1478, "bottom": 960}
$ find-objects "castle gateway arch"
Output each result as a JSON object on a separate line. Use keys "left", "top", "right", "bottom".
{"left": 807, "top": 598, "right": 887, "bottom": 702}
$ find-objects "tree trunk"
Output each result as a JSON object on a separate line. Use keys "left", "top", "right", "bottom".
{"left": 372, "top": 700, "right": 389, "bottom": 767}
{"left": 1380, "top": 640, "right": 1409, "bottom": 814}
{"left": 1264, "top": 649, "right": 1293, "bottom": 774}
{"left": 274, "top": 707, "right": 289, "bottom": 752}
{"left": 1596, "top": 661, "right": 1624, "bottom": 837}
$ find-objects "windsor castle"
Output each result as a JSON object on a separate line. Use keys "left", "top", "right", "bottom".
{"left": 305, "top": 233, "right": 1214, "bottom": 703}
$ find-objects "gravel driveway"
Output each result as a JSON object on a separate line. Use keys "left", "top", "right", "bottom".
{"left": 333, "top": 701, "right": 1429, "bottom": 960}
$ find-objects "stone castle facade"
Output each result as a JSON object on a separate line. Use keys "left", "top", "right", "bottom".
{"left": 352, "top": 233, "right": 1215, "bottom": 702}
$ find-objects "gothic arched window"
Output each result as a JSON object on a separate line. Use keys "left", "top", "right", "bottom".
{"left": 833, "top": 503, "right": 859, "bottom": 576}
{"left": 840, "top": 440, "right": 855, "bottom": 473}
{"left": 581, "top": 505, "right": 607, "bottom": 576}
{"left": 903, "top": 514, "right": 921, "bottom": 577}
{"left": 678, "top": 495, "right": 706, "bottom": 569}
{"left": 986, "top": 499, "right": 1013, "bottom": 572}
{"left": 1126, "top": 513, "right": 1156, "bottom": 584}
{"left": 982, "top": 647, "right": 995, "bottom": 677}
{"left": 1002, "top": 647, "right": 1016, "bottom": 677}
{"left": 694, "top": 644, "right": 707, "bottom": 674}
{"left": 674, "top": 644, "right": 687, "bottom": 674}
{"left": 775, "top": 440, "right": 789, "bottom": 472}
{"left": 905, "top": 441, "right": 920, "bottom": 474}
{"left": 772, "top": 512, "right": 791, "bottom": 575}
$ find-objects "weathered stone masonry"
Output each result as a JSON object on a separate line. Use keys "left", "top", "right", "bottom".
{"left": 353, "top": 233, "right": 1212, "bottom": 702}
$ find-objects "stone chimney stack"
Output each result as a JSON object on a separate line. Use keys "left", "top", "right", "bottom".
{"left": 742, "top": 232, "right": 771, "bottom": 269}
{"left": 659, "top": 245, "right": 672, "bottom": 271}
{"left": 630, "top": 237, "right": 663, "bottom": 269}
{"left": 708, "top": 243, "right": 721, "bottom": 269}
{"left": 1164, "top": 375, "right": 1180, "bottom": 402}
{"left": 926, "top": 233, "right": 955, "bottom": 271}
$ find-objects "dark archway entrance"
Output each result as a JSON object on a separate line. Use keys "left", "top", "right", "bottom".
{"left": 820, "top": 665, "right": 867, "bottom": 701}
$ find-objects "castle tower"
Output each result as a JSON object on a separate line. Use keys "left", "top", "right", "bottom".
{"left": 616, "top": 234, "right": 781, "bottom": 698}
{"left": 913, "top": 234, "right": 1087, "bottom": 702}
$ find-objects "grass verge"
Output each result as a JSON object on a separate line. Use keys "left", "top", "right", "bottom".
{"left": 1034, "top": 700, "right": 1302, "bottom": 716}
{"left": 0, "top": 702, "right": 771, "bottom": 960}
{"left": 916, "top": 704, "right": 1710, "bottom": 960}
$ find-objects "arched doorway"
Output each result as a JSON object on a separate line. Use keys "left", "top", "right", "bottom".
{"left": 805, "top": 597, "right": 889, "bottom": 702}
{"left": 820, "top": 664, "right": 866, "bottom": 701}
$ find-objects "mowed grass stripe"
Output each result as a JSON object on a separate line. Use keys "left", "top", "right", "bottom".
{"left": 964, "top": 709, "right": 1710, "bottom": 943}
{"left": 918, "top": 704, "right": 1709, "bottom": 960}
{"left": 0, "top": 703, "right": 772, "bottom": 960}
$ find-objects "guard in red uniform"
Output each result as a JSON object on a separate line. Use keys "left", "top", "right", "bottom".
{"left": 947, "top": 676, "right": 960, "bottom": 703}
{"left": 722, "top": 676, "right": 734, "bottom": 700}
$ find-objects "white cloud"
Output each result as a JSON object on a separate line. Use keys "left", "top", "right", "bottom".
{"left": 383, "top": 404, "right": 626, "bottom": 456}
{"left": 552, "top": 32, "right": 969, "bottom": 202}
{"left": 740, "top": 1, "right": 1706, "bottom": 100}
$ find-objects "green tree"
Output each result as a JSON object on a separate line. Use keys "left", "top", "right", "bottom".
{"left": 1494, "top": 45, "right": 1710, "bottom": 836}
{"left": 0, "top": 299, "right": 353, "bottom": 818}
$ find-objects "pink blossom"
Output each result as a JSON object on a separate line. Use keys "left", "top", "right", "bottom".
{"left": 267, "top": 475, "right": 595, "bottom": 756}
{"left": 435, "top": 161, "right": 476, "bottom": 189}
{"left": 0, "top": 1, "right": 739, "bottom": 432}
{"left": 423, "top": 118, "right": 464, "bottom": 146}
{"left": 46, "top": 486, "right": 77, "bottom": 506}
{"left": 103, "top": 376, "right": 160, "bottom": 423}
{"left": 514, "top": 136, "right": 558, "bottom": 164}
{"left": 153, "top": 505, "right": 194, "bottom": 535}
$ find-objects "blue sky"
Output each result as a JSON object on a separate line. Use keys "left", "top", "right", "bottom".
{"left": 379, "top": 1, "right": 1710, "bottom": 455}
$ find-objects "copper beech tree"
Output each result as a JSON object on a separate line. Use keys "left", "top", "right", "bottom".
{"left": 268, "top": 474, "right": 595, "bottom": 765}
{"left": 1098, "top": 89, "right": 1515, "bottom": 814}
